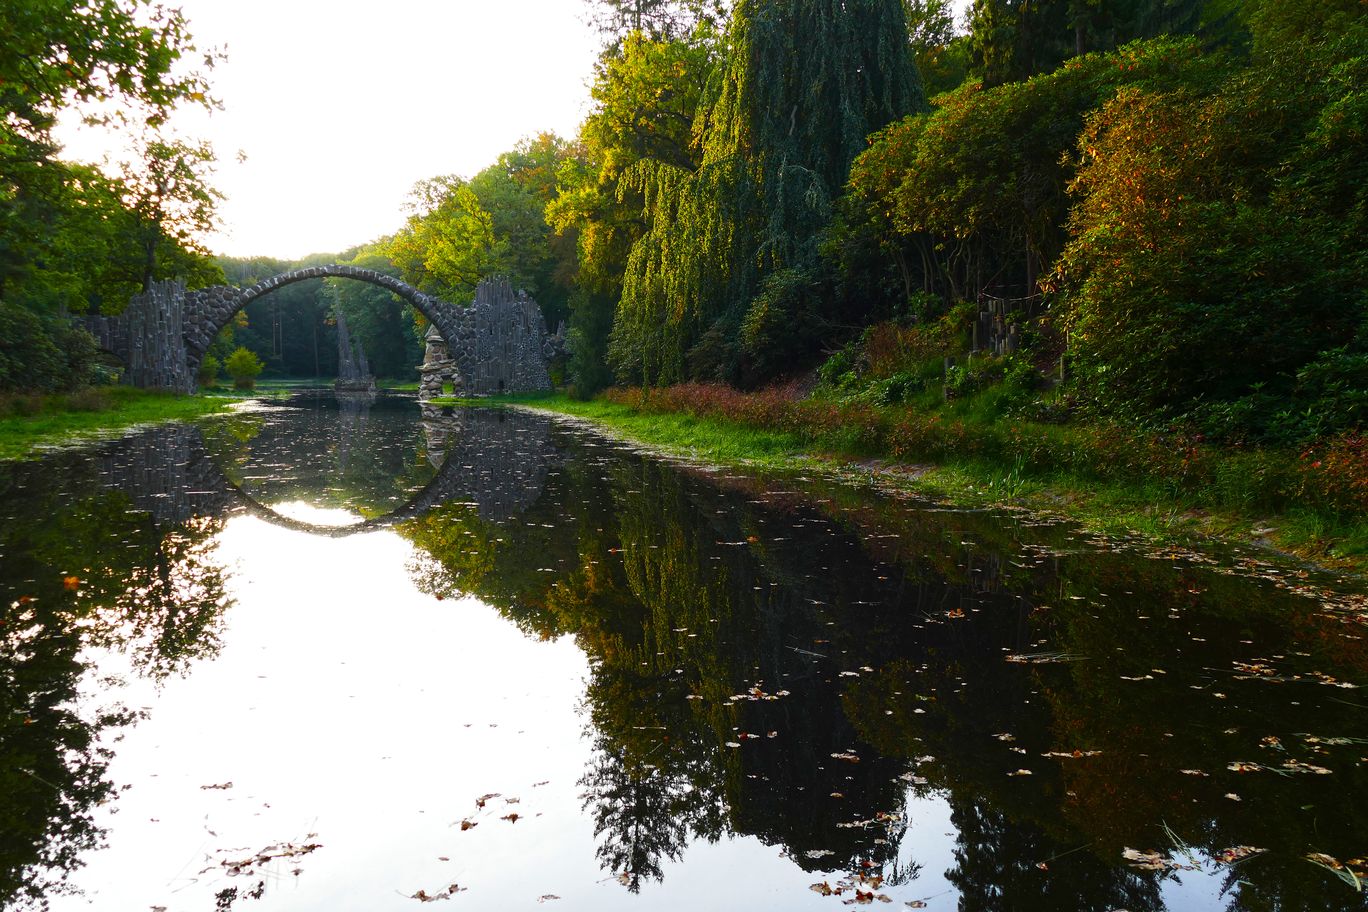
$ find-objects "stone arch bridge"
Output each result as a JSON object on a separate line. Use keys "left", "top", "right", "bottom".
{"left": 83, "top": 265, "right": 560, "bottom": 396}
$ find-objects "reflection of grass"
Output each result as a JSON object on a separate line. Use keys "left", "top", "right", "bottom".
{"left": 0, "top": 387, "right": 232, "bottom": 460}
{"left": 1306, "top": 853, "right": 1364, "bottom": 892}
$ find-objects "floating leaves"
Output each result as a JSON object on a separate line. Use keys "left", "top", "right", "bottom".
{"left": 220, "top": 840, "right": 321, "bottom": 878}
{"left": 1121, "top": 848, "right": 1196, "bottom": 872}
{"left": 809, "top": 872, "right": 892, "bottom": 904}
{"left": 1214, "top": 845, "right": 1266, "bottom": 864}
{"left": 1228, "top": 760, "right": 1333, "bottom": 775}
{"left": 1305, "top": 853, "right": 1367, "bottom": 892}
{"left": 410, "top": 883, "right": 467, "bottom": 902}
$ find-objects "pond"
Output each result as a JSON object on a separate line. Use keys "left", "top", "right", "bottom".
{"left": 1, "top": 391, "right": 1366, "bottom": 911}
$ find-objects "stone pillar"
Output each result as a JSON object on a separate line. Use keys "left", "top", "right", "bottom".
{"left": 125, "top": 279, "right": 194, "bottom": 392}
{"left": 418, "top": 323, "right": 460, "bottom": 402}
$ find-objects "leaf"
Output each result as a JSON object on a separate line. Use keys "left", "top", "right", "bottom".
{"left": 62, "top": 576, "right": 80, "bottom": 591}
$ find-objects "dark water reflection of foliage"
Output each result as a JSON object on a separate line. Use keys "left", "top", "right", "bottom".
{"left": 402, "top": 419, "right": 1368, "bottom": 911}
{"left": 0, "top": 443, "right": 232, "bottom": 909}
{"left": 3, "top": 402, "right": 1367, "bottom": 911}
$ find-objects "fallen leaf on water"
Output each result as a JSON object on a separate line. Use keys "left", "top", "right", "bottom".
{"left": 810, "top": 882, "right": 834, "bottom": 896}
{"left": 459, "top": 820, "right": 477, "bottom": 831}
{"left": 200, "top": 782, "right": 233, "bottom": 790}
{"left": 831, "top": 752, "right": 860, "bottom": 763}
{"left": 475, "top": 793, "right": 500, "bottom": 808}
{"left": 62, "top": 576, "right": 79, "bottom": 591}
{"left": 536, "top": 895, "right": 560, "bottom": 903}
{"left": 1178, "top": 769, "right": 1209, "bottom": 777}
{"left": 1008, "top": 769, "right": 1033, "bottom": 777}
{"left": 1214, "top": 845, "right": 1266, "bottom": 864}
{"left": 1225, "top": 793, "right": 1242, "bottom": 801}
{"left": 501, "top": 813, "right": 521, "bottom": 823}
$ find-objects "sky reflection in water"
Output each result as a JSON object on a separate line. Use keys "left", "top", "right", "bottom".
{"left": 1, "top": 392, "right": 1366, "bottom": 911}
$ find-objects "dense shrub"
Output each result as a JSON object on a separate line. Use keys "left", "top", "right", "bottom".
{"left": 197, "top": 354, "right": 221, "bottom": 388}
{"left": 0, "top": 302, "right": 96, "bottom": 393}
{"left": 225, "top": 347, "right": 264, "bottom": 390}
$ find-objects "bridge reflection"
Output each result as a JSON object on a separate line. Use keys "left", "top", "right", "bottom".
{"left": 86, "top": 399, "right": 557, "bottom": 537}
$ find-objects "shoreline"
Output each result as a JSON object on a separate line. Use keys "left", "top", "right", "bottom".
{"left": 488, "top": 393, "right": 1368, "bottom": 581}
{"left": 0, "top": 388, "right": 235, "bottom": 461}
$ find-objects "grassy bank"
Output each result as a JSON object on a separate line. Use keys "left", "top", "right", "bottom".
{"left": 0, "top": 387, "right": 233, "bottom": 460}
{"left": 493, "top": 389, "right": 1368, "bottom": 574}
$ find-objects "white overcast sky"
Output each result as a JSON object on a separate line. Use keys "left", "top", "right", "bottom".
{"left": 57, "top": 0, "right": 972, "bottom": 261}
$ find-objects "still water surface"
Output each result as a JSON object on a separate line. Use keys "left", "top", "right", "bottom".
{"left": 1, "top": 392, "right": 1366, "bottom": 911}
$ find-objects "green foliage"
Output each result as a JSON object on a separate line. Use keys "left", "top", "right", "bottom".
{"left": 224, "top": 347, "right": 264, "bottom": 390}
{"left": 1056, "top": 4, "right": 1368, "bottom": 434}
{"left": 117, "top": 134, "right": 224, "bottom": 291}
{"left": 846, "top": 38, "right": 1218, "bottom": 306}
{"left": 549, "top": 30, "right": 717, "bottom": 390}
{"left": 611, "top": 0, "right": 928, "bottom": 386}
{"left": 0, "top": 0, "right": 222, "bottom": 393}
{"left": 0, "top": 303, "right": 96, "bottom": 393}
{"left": 386, "top": 176, "right": 501, "bottom": 302}
{"left": 321, "top": 249, "right": 423, "bottom": 381}
{"left": 197, "top": 354, "right": 220, "bottom": 388}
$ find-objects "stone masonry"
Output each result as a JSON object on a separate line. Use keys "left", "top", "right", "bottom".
{"left": 85, "top": 265, "right": 558, "bottom": 398}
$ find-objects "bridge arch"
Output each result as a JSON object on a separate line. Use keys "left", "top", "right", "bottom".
{"left": 182, "top": 264, "right": 475, "bottom": 383}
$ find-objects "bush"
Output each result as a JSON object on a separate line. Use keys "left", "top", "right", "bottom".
{"left": 0, "top": 302, "right": 96, "bottom": 392}
{"left": 198, "top": 354, "right": 221, "bottom": 388}
{"left": 224, "top": 347, "right": 264, "bottom": 390}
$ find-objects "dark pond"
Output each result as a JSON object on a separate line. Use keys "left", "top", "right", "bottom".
{"left": 1, "top": 392, "right": 1366, "bottom": 911}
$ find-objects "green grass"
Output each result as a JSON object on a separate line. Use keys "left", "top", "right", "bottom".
{"left": 0, "top": 387, "right": 233, "bottom": 460}
{"left": 521, "top": 395, "right": 807, "bottom": 463}
{"left": 505, "top": 392, "right": 1368, "bottom": 575}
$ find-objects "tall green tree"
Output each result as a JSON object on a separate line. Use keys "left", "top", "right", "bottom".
{"left": 550, "top": 30, "right": 718, "bottom": 392}
{"left": 612, "top": 0, "right": 927, "bottom": 384}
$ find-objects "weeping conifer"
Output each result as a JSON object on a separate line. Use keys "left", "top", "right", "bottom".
{"left": 611, "top": 0, "right": 927, "bottom": 385}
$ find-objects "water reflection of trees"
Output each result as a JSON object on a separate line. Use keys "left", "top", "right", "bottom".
{"left": 0, "top": 442, "right": 232, "bottom": 908}
{"left": 399, "top": 422, "right": 1368, "bottom": 910}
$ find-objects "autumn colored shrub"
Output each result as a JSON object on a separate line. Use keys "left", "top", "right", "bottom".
{"left": 1299, "top": 434, "right": 1368, "bottom": 515}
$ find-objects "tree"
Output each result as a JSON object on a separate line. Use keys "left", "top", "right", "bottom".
{"left": 611, "top": 0, "right": 928, "bottom": 385}
{"left": 118, "top": 134, "right": 224, "bottom": 291}
{"left": 225, "top": 346, "right": 264, "bottom": 390}
{"left": 586, "top": 0, "right": 731, "bottom": 42}
{"left": 0, "top": 0, "right": 219, "bottom": 391}
{"left": 385, "top": 176, "right": 503, "bottom": 303}
{"left": 548, "top": 30, "right": 718, "bottom": 392}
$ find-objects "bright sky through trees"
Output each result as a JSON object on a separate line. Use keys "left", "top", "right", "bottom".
{"left": 56, "top": 0, "right": 603, "bottom": 258}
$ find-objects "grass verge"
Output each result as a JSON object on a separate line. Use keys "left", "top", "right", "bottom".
{"left": 490, "top": 390, "right": 1368, "bottom": 575}
{"left": 0, "top": 387, "right": 233, "bottom": 460}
